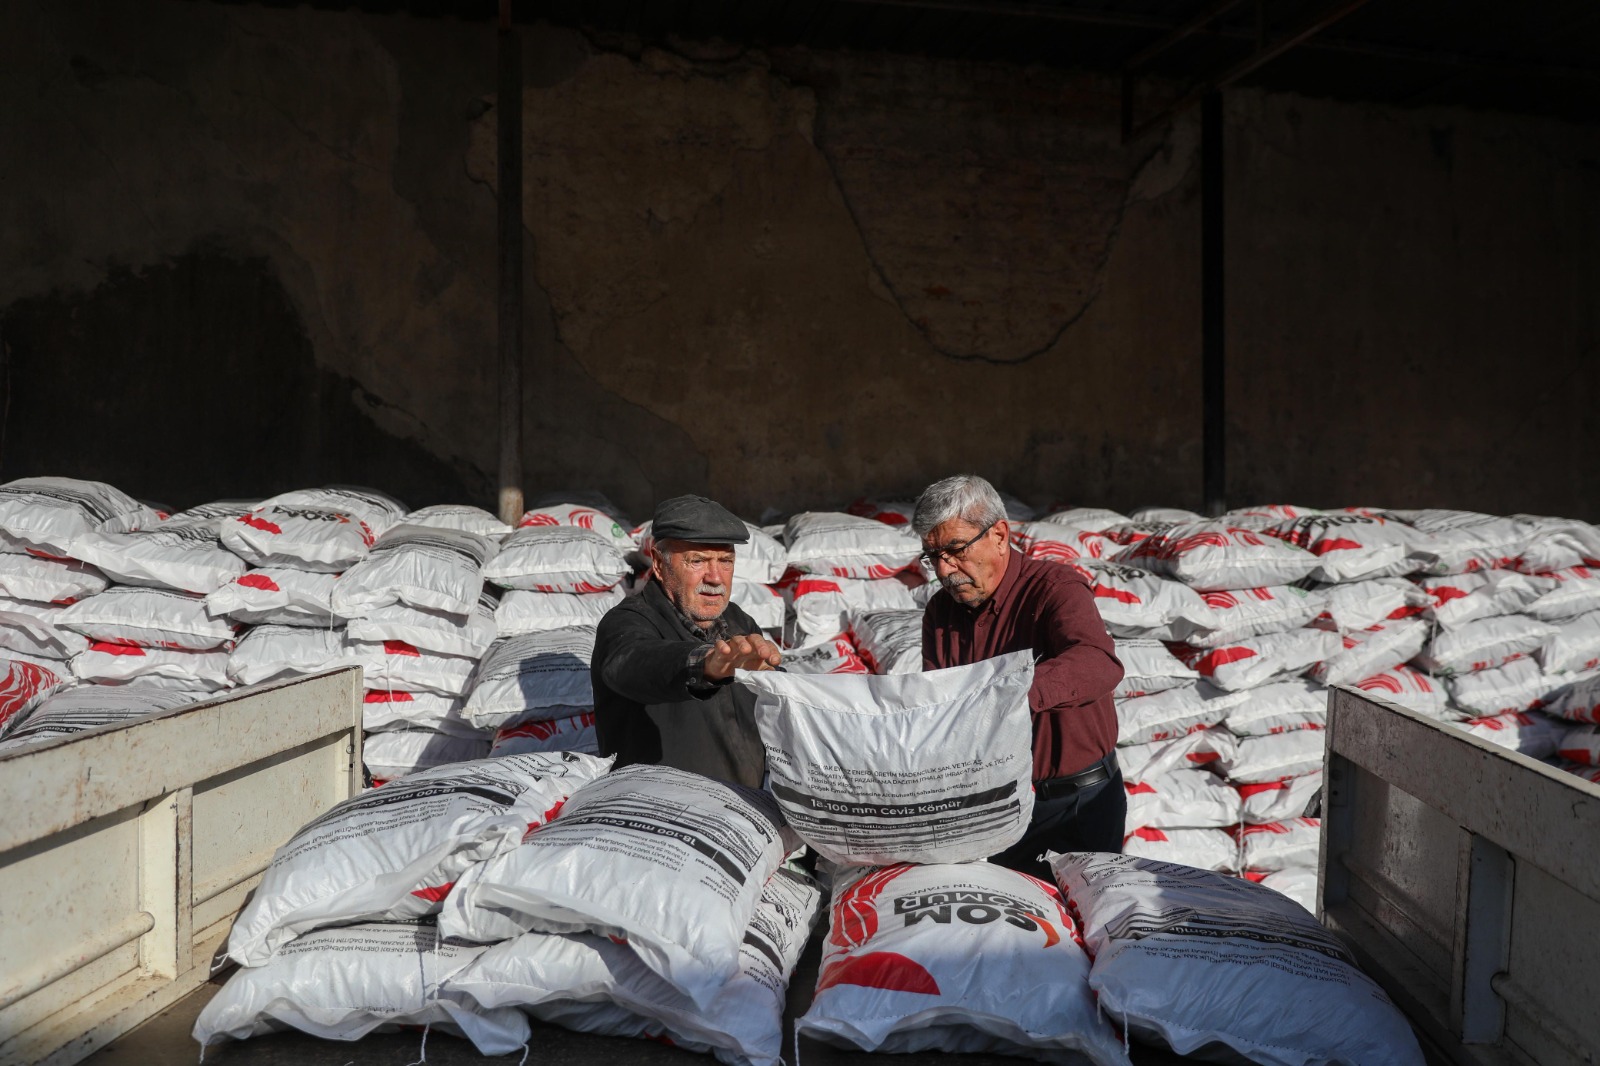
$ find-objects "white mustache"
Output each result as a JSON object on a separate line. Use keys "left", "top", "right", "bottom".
{"left": 696, "top": 583, "right": 728, "bottom": 596}
{"left": 940, "top": 574, "right": 975, "bottom": 591}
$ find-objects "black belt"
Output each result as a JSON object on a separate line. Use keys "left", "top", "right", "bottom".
{"left": 1035, "top": 756, "right": 1114, "bottom": 803}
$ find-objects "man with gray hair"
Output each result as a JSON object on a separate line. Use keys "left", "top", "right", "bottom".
{"left": 916, "top": 474, "right": 1125, "bottom": 877}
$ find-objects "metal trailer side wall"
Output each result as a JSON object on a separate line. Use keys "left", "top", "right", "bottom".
{"left": 0, "top": 669, "right": 363, "bottom": 1066}
{"left": 1322, "top": 686, "right": 1600, "bottom": 1066}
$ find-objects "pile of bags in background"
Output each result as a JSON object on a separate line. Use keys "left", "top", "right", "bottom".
{"left": 2, "top": 476, "right": 1600, "bottom": 911}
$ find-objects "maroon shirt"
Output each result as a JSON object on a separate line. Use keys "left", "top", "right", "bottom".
{"left": 922, "top": 550, "right": 1123, "bottom": 781}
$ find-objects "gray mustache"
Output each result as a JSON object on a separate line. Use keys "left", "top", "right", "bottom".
{"left": 941, "top": 574, "right": 975, "bottom": 591}
{"left": 696, "top": 583, "right": 728, "bottom": 596}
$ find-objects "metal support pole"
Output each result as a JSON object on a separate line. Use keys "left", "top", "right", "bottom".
{"left": 496, "top": 0, "right": 525, "bottom": 527}
{"left": 1201, "top": 91, "right": 1226, "bottom": 517}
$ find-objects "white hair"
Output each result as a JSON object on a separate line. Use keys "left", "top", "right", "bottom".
{"left": 912, "top": 474, "right": 1007, "bottom": 538}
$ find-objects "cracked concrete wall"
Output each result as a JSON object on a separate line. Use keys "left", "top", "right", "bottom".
{"left": 0, "top": 0, "right": 1594, "bottom": 520}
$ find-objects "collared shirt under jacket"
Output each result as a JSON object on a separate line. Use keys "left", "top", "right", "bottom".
{"left": 592, "top": 578, "right": 766, "bottom": 788}
{"left": 922, "top": 549, "right": 1123, "bottom": 780}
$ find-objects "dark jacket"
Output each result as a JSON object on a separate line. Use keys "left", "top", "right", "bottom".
{"left": 591, "top": 579, "right": 766, "bottom": 788}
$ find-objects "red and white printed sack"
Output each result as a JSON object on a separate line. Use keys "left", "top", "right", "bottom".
{"left": 1308, "top": 618, "right": 1429, "bottom": 686}
{"left": 782, "top": 512, "right": 918, "bottom": 580}
{"left": 225, "top": 750, "right": 610, "bottom": 965}
{"left": 798, "top": 861, "right": 1128, "bottom": 1066}
{"left": 1239, "top": 817, "right": 1321, "bottom": 872}
{"left": 1170, "top": 628, "right": 1339, "bottom": 692}
{"left": 203, "top": 568, "right": 341, "bottom": 627}
{"left": 0, "top": 476, "right": 159, "bottom": 556}
{"left": 1113, "top": 522, "right": 1319, "bottom": 591}
{"left": 331, "top": 524, "right": 498, "bottom": 619}
{"left": 490, "top": 712, "right": 599, "bottom": 757}
{"left": 1238, "top": 771, "right": 1323, "bottom": 825}
{"left": 1116, "top": 683, "right": 1245, "bottom": 745}
{"left": 1123, "top": 769, "right": 1241, "bottom": 829}
{"left": 481, "top": 526, "right": 630, "bottom": 593}
{"left": 1050, "top": 852, "right": 1424, "bottom": 1066}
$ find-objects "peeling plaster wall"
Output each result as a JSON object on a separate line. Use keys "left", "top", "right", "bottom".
{"left": 0, "top": 0, "right": 1595, "bottom": 519}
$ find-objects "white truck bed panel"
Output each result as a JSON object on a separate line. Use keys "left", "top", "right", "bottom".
{"left": 0, "top": 669, "right": 362, "bottom": 1066}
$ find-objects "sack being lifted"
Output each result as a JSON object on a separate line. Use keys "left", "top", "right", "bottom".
{"left": 740, "top": 651, "right": 1035, "bottom": 867}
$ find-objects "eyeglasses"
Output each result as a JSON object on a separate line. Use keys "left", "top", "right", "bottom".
{"left": 918, "top": 520, "right": 998, "bottom": 571}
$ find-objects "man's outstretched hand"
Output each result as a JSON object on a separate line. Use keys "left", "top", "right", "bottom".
{"left": 703, "top": 633, "right": 783, "bottom": 679}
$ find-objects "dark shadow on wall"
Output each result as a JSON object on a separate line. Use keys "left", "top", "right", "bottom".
{"left": 0, "top": 248, "right": 477, "bottom": 512}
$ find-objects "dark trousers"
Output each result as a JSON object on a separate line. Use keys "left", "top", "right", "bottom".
{"left": 991, "top": 754, "right": 1126, "bottom": 882}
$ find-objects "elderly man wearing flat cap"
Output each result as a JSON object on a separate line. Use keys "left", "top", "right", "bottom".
{"left": 592, "top": 494, "right": 783, "bottom": 788}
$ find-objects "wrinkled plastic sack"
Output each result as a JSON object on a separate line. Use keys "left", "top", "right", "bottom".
{"left": 0, "top": 597, "right": 89, "bottom": 659}
{"left": 518, "top": 502, "right": 636, "bottom": 552}
{"left": 464, "top": 628, "right": 596, "bottom": 729}
{"left": 1113, "top": 638, "right": 1199, "bottom": 698}
{"left": 403, "top": 503, "right": 512, "bottom": 539}
{"left": 482, "top": 526, "right": 630, "bottom": 593}
{"left": 1510, "top": 513, "right": 1600, "bottom": 574}
{"left": 785, "top": 574, "right": 920, "bottom": 643}
{"left": 1414, "top": 569, "right": 1548, "bottom": 629}
{"left": 1061, "top": 559, "right": 1217, "bottom": 640}
{"left": 1115, "top": 728, "right": 1235, "bottom": 781}
{"left": 1219, "top": 728, "right": 1326, "bottom": 784}
{"left": 349, "top": 638, "right": 477, "bottom": 697}
{"left": 1264, "top": 513, "right": 1427, "bottom": 583}
{"left": 363, "top": 727, "right": 492, "bottom": 781}
{"left": 1010, "top": 520, "right": 1113, "bottom": 564}
{"left": 1535, "top": 610, "right": 1600, "bottom": 674}
{"left": 742, "top": 652, "right": 1035, "bottom": 866}
{"left": 0, "top": 553, "right": 109, "bottom": 604}
{"left": 1237, "top": 770, "right": 1323, "bottom": 825}
{"left": 0, "top": 682, "right": 194, "bottom": 751}
{"left": 59, "top": 585, "right": 237, "bottom": 651}
{"left": 1184, "top": 585, "right": 1324, "bottom": 648}
{"left": 440, "top": 765, "right": 795, "bottom": 1010}
{"left": 226, "top": 625, "right": 353, "bottom": 686}
{"left": 1413, "top": 615, "right": 1558, "bottom": 676}
{"left": 1239, "top": 817, "right": 1322, "bottom": 871}
{"left": 1311, "top": 577, "right": 1422, "bottom": 633}
{"left": 225, "top": 751, "right": 610, "bottom": 966}
{"left": 1113, "top": 522, "right": 1319, "bottom": 592}
{"left": 0, "top": 476, "right": 159, "bottom": 555}
{"left": 1050, "top": 852, "right": 1424, "bottom": 1066}
{"left": 220, "top": 487, "right": 405, "bottom": 572}
{"left": 447, "top": 868, "right": 822, "bottom": 1066}
{"left": 1543, "top": 672, "right": 1600, "bottom": 722}
{"left": 1308, "top": 618, "right": 1429, "bottom": 686}
{"left": 1115, "top": 683, "right": 1244, "bottom": 746}
{"left": 490, "top": 711, "right": 598, "bottom": 756}
{"left": 848, "top": 608, "right": 923, "bottom": 675}
{"left": 0, "top": 654, "right": 72, "bottom": 737}
{"left": 1222, "top": 679, "right": 1328, "bottom": 737}
{"left": 782, "top": 512, "right": 918, "bottom": 580}
{"left": 1123, "top": 826, "right": 1238, "bottom": 872}
{"left": 1445, "top": 657, "right": 1556, "bottom": 717}
{"left": 203, "top": 568, "right": 341, "bottom": 627}
{"left": 1453, "top": 710, "right": 1565, "bottom": 758}
{"left": 1123, "top": 769, "right": 1240, "bottom": 829}
{"left": 1351, "top": 664, "right": 1456, "bottom": 718}
{"left": 1523, "top": 565, "right": 1600, "bottom": 622}
{"left": 363, "top": 689, "right": 482, "bottom": 738}
{"left": 195, "top": 922, "right": 529, "bottom": 1055}
{"left": 332, "top": 524, "right": 498, "bottom": 619}
{"left": 777, "top": 634, "right": 871, "bottom": 675}
{"left": 1169, "top": 628, "right": 1339, "bottom": 692}
{"left": 1038, "top": 506, "right": 1129, "bottom": 531}
{"left": 346, "top": 592, "right": 498, "bottom": 659}
{"left": 72, "top": 641, "right": 230, "bottom": 689}
{"left": 1558, "top": 723, "right": 1600, "bottom": 765}
{"left": 1399, "top": 509, "right": 1529, "bottom": 576}
{"left": 732, "top": 580, "right": 784, "bottom": 632}
{"left": 799, "top": 861, "right": 1129, "bottom": 1066}
{"left": 72, "top": 522, "right": 247, "bottom": 594}
{"left": 495, "top": 587, "right": 622, "bottom": 636}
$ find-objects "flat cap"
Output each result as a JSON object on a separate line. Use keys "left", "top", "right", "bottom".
{"left": 652, "top": 494, "right": 749, "bottom": 545}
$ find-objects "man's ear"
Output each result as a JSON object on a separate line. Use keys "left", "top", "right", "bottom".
{"left": 650, "top": 545, "right": 667, "bottom": 582}
{"left": 993, "top": 518, "right": 1011, "bottom": 545}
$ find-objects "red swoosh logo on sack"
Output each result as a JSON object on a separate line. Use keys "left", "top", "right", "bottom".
{"left": 816, "top": 952, "right": 940, "bottom": 996}
{"left": 238, "top": 515, "right": 282, "bottom": 535}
